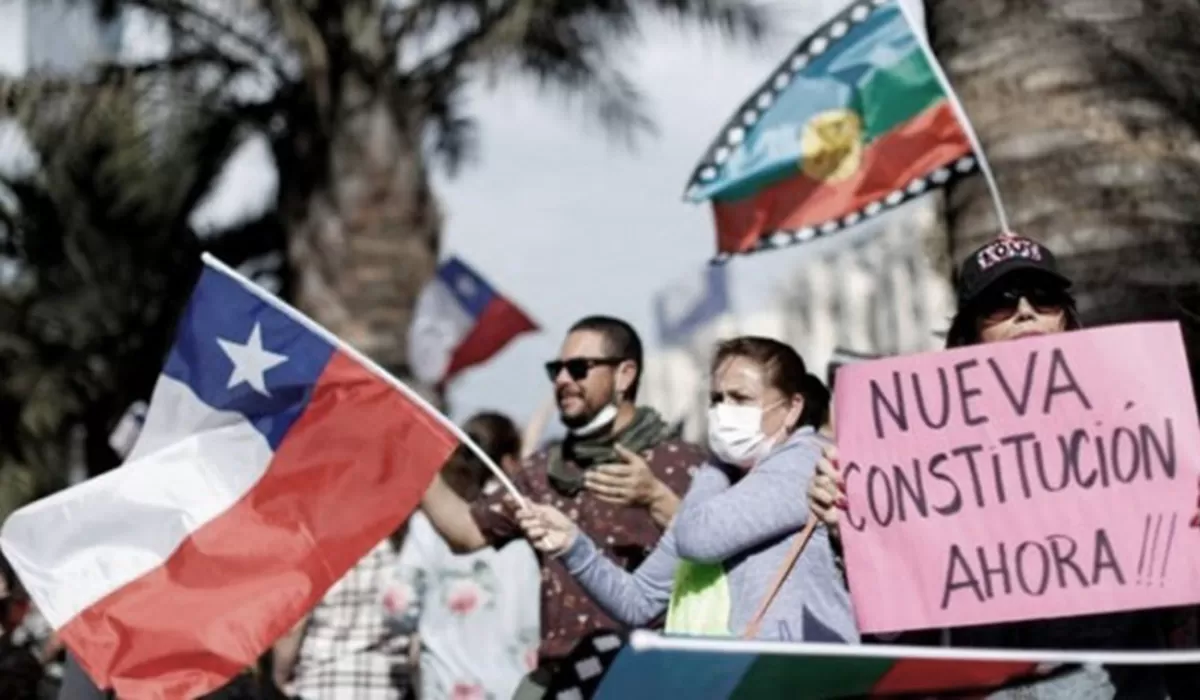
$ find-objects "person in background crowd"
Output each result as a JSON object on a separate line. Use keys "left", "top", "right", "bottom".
{"left": 518, "top": 336, "right": 856, "bottom": 642}
{"left": 419, "top": 315, "right": 704, "bottom": 698}
{"left": 809, "top": 233, "right": 1200, "bottom": 699}
{"left": 384, "top": 411, "right": 540, "bottom": 700}
{"left": 272, "top": 539, "right": 412, "bottom": 699}
{"left": 1, "top": 556, "right": 43, "bottom": 700}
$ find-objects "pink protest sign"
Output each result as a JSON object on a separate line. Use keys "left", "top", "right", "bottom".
{"left": 834, "top": 322, "right": 1200, "bottom": 634}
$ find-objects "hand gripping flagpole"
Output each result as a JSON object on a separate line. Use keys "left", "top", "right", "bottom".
{"left": 201, "top": 253, "right": 530, "bottom": 510}
{"left": 895, "top": 0, "right": 1012, "bottom": 235}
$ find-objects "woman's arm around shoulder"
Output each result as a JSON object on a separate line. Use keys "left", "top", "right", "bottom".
{"left": 673, "top": 435, "right": 821, "bottom": 563}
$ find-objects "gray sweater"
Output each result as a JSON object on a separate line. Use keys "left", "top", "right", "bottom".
{"left": 559, "top": 428, "right": 858, "bottom": 642}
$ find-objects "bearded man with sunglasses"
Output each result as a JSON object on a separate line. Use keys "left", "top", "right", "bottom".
{"left": 420, "top": 315, "right": 704, "bottom": 699}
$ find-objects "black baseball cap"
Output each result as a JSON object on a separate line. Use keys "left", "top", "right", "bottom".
{"left": 954, "top": 233, "right": 1071, "bottom": 306}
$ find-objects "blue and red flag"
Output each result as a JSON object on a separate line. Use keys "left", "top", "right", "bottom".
{"left": 408, "top": 256, "right": 539, "bottom": 386}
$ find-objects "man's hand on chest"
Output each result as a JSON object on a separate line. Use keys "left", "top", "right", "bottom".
{"left": 582, "top": 444, "right": 667, "bottom": 509}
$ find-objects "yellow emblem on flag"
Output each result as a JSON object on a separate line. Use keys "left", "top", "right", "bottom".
{"left": 799, "top": 109, "right": 865, "bottom": 182}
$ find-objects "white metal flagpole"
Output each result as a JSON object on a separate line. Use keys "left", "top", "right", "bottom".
{"left": 895, "top": 0, "right": 1013, "bottom": 234}
{"left": 628, "top": 629, "right": 1200, "bottom": 665}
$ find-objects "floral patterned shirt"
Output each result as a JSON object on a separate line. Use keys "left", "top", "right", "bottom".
{"left": 384, "top": 512, "right": 540, "bottom": 700}
{"left": 469, "top": 438, "right": 704, "bottom": 664}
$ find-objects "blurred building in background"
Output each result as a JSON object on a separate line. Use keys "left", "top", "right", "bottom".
{"left": 643, "top": 200, "right": 953, "bottom": 443}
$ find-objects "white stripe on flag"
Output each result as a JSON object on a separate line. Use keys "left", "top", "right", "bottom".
{"left": 0, "top": 376, "right": 273, "bottom": 628}
{"left": 408, "top": 276, "right": 476, "bottom": 384}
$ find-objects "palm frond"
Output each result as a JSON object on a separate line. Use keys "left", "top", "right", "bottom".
{"left": 646, "top": 0, "right": 770, "bottom": 39}
{"left": 407, "top": 70, "right": 480, "bottom": 176}
{"left": 53, "top": 0, "right": 769, "bottom": 170}
{"left": 400, "top": 0, "right": 770, "bottom": 149}
{"left": 0, "top": 72, "right": 285, "bottom": 505}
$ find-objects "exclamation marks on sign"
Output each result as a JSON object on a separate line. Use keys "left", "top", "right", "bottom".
{"left": 1136, "top": 513, "right": 1177, "bottom": 587}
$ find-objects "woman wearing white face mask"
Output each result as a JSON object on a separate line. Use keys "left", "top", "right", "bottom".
{"left": 517, "top": 337, "right": 858, "bottom": 642}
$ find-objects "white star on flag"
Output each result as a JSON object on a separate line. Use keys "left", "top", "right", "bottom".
{"left": 455, "top": 274, "right": 476, "bottom": 298}
{"left": 216, "top": 322, "right": 288, "bottom": 396}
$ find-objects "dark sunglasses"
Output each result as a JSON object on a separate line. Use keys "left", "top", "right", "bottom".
{"left": 544, "top": 357, "right": 623, "bottom": 381}
{"left": 977, "top": 286, "right": 1066, "bottom": 322}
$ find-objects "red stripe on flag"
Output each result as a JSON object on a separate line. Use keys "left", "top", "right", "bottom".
{"left": 60, "top": 352, "right": 457, "bottom": 699}
{"left": 711, "top": 100, "right": 971, "bottom": 254}
{"left": 871, "top": 659, "right": 1040, "bottom": 697}
{"left": 444, "top": 297, "right": 538, "bottom": 380}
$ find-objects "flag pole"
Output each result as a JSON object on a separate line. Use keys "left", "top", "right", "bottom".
{"left": 628, "top": 629, "right": 1200, "bottom": 665}
{"left": 200, "top": 253, "right": 529, "bottom": 509}
{"left": 895, "top": 0, "right": 1012, "bottom": 235}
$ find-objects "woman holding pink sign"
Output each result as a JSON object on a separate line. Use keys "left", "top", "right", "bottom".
{"left": 809, "top": 233, "right": 1200, "bottom": 699}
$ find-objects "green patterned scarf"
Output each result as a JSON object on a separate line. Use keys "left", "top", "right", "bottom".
{"left": 547, "top": 406, "right": 674, "bottom": 496}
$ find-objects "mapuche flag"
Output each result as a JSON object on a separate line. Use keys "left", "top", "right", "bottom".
{"left": 595, "top": 636, "right": 1047, "bottom": 699}
{"left": 685, "top": 0, "right": 979, "bottom": 260}
{"left": 0, "top": 255, "right": 464, "bottom": 699}
{"left": 587, "top": 631, "right": 1200, "bottom": 699}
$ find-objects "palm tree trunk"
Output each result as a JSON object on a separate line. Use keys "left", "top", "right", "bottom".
{"left": 283, "top": 92, "right": 442, "bottom": 380}
{"left": 926, "top": 0, "right": 1200, "bottom": 390}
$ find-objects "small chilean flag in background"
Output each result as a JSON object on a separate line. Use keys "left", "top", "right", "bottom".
{"left": 408, "top": 256, "right": 539, "bottom": 386}
{"left": 0, "top": 255, "right": 460, "bottom": 699}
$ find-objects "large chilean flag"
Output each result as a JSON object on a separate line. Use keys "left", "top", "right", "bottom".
{"left": 0, "top": 255, "right": 460, "bottom": 699}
